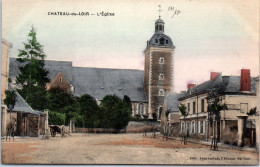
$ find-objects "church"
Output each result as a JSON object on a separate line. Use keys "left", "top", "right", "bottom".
{"left": 9, "top": 15, "right": 176, "bottom": 119}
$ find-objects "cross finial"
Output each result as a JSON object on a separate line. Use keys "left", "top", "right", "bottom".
{"left": 158, "top": 5, "right": 162, "bottom": 19}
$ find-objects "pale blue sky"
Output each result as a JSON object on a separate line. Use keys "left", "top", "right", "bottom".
{"left": 2, "top": 0, "right": 259, "bottom": 92}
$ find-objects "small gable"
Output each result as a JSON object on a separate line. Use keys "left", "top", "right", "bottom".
{"left": 46, "top": 72, "right": 73, "bottom": 92}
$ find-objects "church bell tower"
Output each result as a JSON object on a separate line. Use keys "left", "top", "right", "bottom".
{"left": 143, "top": 13, "right": 175, "bottom": 119}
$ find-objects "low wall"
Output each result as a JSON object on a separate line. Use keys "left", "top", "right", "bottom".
{"left": 73, "top": 121, "right": 157, "bottom": 133}
{"left": 126, "top": 121, "right": 152, "bottom": 133}
{"left": 74, "top": 128, "right": 126, "bottom": 133}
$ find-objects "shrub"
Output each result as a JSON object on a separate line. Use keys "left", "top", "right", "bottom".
{"left": 100, "top": 95, "right": 131, "bottom": 129}
{"left": 66, "top": 112, "right": 84, "bottom": 127}
{"left": 49, "top": 111, "right": 65, "bottom": 125}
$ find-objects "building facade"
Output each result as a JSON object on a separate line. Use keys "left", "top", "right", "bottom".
{"left": 9, "top": 58, "right": 149, "bottom": 117}
{"left": 178, "top": 70, "right": 259, "bottom": 148}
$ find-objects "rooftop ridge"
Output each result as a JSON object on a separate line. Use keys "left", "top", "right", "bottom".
{"left": 73, "top": 66, "right": 144, "bottom": 71}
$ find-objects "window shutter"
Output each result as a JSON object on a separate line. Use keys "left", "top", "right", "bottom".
{"left": 203, "top": 121, "right": 206, "bottom": 134}
{"left": 198, "top": 121, "right": 200, "bottom": 133}
{"left": 194, "top": 122, "right": 196, "bottom": 133}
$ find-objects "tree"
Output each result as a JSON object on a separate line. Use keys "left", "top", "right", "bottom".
{"left": 66, "top": 112, "right": 84, "bottom": 127}
{"left": 179, "top": 103, "right": 188, "bottom": 117}
{"left": 48, "top": 111, "right": 66, "bottom": 125}
{"left": 123, "top": 95, "right": 132, "bottom": 114}
{"left": 78, "top": 94, "right": 99, "bottom": 128}
{"left": 3, "top": 90, "right": 17, "bottom": 110}
{"left": 207, "top": 96, "right": 227, "bottom": 149}
{"left": 46, "top": 87, "right": 83, "bottom": 126}
{"left": 207, "top": 97, "right": 227, "bottom": 123}
{"left": 15, "top": 26, "right": 50, "bottom": 110}
{"left": 100, "top": 95, "right": 131, "bottom": 129}
{"left": 46, "top": 87, "right": 76, "bottom": 113}
{"left": 179, "top": 103, "right": 188, "bottom": 144}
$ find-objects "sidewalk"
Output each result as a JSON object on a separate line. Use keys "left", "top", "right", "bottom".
{"left": 158, "top": 134, "right": 259, "bottom": 153}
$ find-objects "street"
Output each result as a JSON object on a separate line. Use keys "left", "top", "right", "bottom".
{"left": 1, "top": 133, "right": 259, "bottom": 165}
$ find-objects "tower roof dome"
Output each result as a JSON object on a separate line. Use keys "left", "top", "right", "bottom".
{"left": 155, "top": 18, "right": 165, "bottom": 24}
{"left": 145, "top": 17, "right": 175, "bottom": 49}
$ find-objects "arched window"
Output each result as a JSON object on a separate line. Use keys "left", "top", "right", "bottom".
{"left": 159, "top": 73, "right": 164, "bottom": 80}
{"left": 166, "top": 40, "right": 168, "bottom": 44}
{"left": 159, "top": 89, "right": 164, "bottom": 96}
{"left": 138, "top": 103, "right": 144, "bottom": 115}
{"left": 59, "top": 77, "right": 62, "bottom": 82}
{"left": 159, "top": 57, "right": 165, "bottom": 64}
{"left": 159, "top": 25, "right": 162, "bottom": 31}
{"left": 155, "top": 39, "right": 158, "bottom": 43}
{"left": 155, "top": 25, "right": 158, "bottom": 31}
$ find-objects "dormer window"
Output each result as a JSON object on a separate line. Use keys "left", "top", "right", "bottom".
{"left": 159, "top": 37, "right": 165, "bottom": 44}
{"left": 59, "top": 77, "right": 62, "bottom": 82}
{"left": 159, "top": 73, "right": 164, "bottom": 80}
{"left": 159, "top": 57, "right": 165, "bottom": 64}
{"left": 155, "top": 39, "right": 158, "bottom": 43}
{"left": 158, "top": 89, "right": 165, "bottom": 96}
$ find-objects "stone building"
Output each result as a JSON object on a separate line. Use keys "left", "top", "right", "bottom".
{"left": 1, "top": 39, "right": 12, "bottom": 136}
{"left": 178, "top": 70, "right": 259, "bottom": 148}
{"left": 144, "top": 17, "right": 175, "bottom": 119}
{"left": 9, "top": 58, "right": 148, "bottom": 117}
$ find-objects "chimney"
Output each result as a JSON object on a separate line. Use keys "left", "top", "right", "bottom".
{"left": 210, "top": 72, "right": 220, "bottom": 80}
{"left": 187, "top": 84, "right": 196, "bottom": 90}
{"left": 240, "top": 69, "right": 250, "bottom": 91}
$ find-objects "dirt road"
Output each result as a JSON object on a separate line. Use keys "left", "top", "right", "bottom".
{"left": 1, "top": 133, "right": 259, "bottom": 165}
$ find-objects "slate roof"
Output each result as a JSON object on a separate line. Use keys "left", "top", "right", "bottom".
{"left": 148, "top": 34, "right": 174, "bottom": 48}
{"left": 9, "top": 58, "right": 147, "bottom": 102}
{"left": 8, "top": 84, "right": 43, "bottom": 115}
{"left": 166, "top": 93, "right": 185, "bottom": 112}
{"left": 179, "top": 74, "right": 258, "bottom": 101}
{"left": 9, "top": 58, "right": 73, "bottom": 83}
{"left": 72, "top": 67, "right": 147, "bottom": 101}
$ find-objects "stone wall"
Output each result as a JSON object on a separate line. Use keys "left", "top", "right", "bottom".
{"left": 220, "top": 120, "right": 238, "bottom": 145}
{"left": 74, "top": 121, "right": 157, "bottom": 133}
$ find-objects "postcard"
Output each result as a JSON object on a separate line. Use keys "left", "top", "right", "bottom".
{"left": 1, "top": 0, "right": 259, "bottom": 165}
